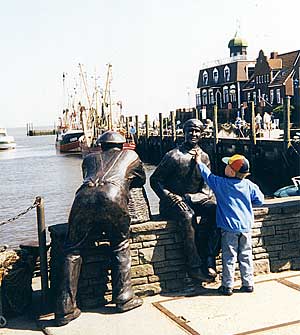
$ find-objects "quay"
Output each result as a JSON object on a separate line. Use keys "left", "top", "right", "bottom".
{"left": 125, "top": 98, "right": 300, "bottom": 194}
{"left": 26, "top": 123, "right": 55, "bottom": 136}
{"left": 1, "top": 195, "right": 300, "bottom": 335}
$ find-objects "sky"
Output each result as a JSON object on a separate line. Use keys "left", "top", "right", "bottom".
{"left": 0, "top": 0, "right": 299, "bottom": 128}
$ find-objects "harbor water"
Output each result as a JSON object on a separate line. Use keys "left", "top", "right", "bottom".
{"left": 0, "top": 128, "right": 158, "bottom": 249}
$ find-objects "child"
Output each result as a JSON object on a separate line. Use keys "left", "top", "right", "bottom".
{"left": 194, "top": 152, "right": 264, "bottom": 295}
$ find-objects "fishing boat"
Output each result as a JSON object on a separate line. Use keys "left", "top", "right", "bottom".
{"left": 55, "top": 71, "right": 85, "bottom": 153}
{"left": 55, "top": 128, "right": 84, "bottom": 153}
{"left": 0, "top": 128, "right": 16, "bottom": 150}
{"left": 78, "top": 63, "right": 136, "bottom": 157}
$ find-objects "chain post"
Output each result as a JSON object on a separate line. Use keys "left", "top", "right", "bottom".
{"left": 35, "top": 196, "right": 49, "bottom": 311}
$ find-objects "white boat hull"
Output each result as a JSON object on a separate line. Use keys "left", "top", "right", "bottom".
{"left": 0, "top": 131, "right": 16, "bottom": 150}
{"left": 0, "top": 142, "right": 16, "bottom": 150}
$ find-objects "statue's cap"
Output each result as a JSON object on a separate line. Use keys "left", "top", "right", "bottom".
{"left": 96, "top": 131, "right": 126, "bottom": 145}
{"left": 183, "top": 119, "right": 204, "bottom": 132}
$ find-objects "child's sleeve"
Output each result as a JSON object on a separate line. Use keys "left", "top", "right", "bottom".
{"left": 197, "top": 162, "right": 218, "bottom": 192}
{"left": 250, "top": 183, "right": 264, "bottom": 206}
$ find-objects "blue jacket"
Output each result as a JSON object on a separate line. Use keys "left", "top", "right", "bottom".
{"left": 197, "top": 162, "right": 264, "bottom": 233}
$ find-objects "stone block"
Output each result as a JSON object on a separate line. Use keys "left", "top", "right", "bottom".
{"left": 138, "top": 246, "right": 165, "bottom": 263}
{"left": 133, "top": 282, "right": 164, "bottom": 296}
{"left": 131, "top": 277, "right": 148, "bottom": 286}
{"left": 132, "top": 234, "right": 157, "bottom": 242}
{"left": 165, "top": 249, "right": 184, "bottom": 260}
{"left": 270, "top": 260, "right": 292, "bottom": 272}
{"left": 254, "top": 259, "right": 270, "bottom": 275}
{"left": 142, "top": 240, "right": 158, "bottom": 248}
{"left": 131, "top": 264, "right": 154, "bottom": 278}
{"left": 264, "top": 234, "right": 289, "bottom": 245}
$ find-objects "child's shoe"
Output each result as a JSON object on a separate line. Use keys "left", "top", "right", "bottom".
{"left": 218, "top": 285, "right": 233, "bottom": 296}
{"left": 239, "top": 286, "right": 254, "bottom": 293}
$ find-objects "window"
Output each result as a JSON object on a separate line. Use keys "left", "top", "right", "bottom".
{"left": 270, "top": 89, "right": 274, "bottom": 104}
{"left": 203, "top": 71, "right": 208, "bottom": 85}
{"left": 224, "top": 66, "right": 230, "bottom": 82}
{"left": 213, "top": 68, "right": 219, "bottom": 84}
{"left": 209, "top": 89, "right": 214, "bottom": 104}
{"left": 202, "top": 89, "right": 208, "bottom": 105}
{"left": 253, "top": 91, "right": 257, "bottom": 105}
{"left": 229, "top": 85, "right": 236, "bottom": 102}
{"left": 247, "top": 92, "right": 251, "bottom": 102}
{"left": 196, "top": 93, "right": 201, "bottom": 107}
{"left": 276, "top": 89, "right": 281, "bottom": 103}
{"left": 215, "top": 91, "right": 222, "bottom": 108}
{"left": 223, "top": 86, "right": 229, "bottom": 103}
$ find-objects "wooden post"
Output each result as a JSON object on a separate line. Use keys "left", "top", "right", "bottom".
{"left": 159, "top": 113, "right": 163, "bottom": 140}
{"left": 36, "top": 196, "right": 49, "bottom": 310}
{"left": 107, "top": 115, "right": 112, "bottom": 130}
{"left": 212, "top": 104, "right": 219, "bottom": 172}
{"left": 135, "top": 115, "right": 139, "bottom": 139}
{"left": 170, "top": 111, "right": 176, "bottom": 142}
{"left": 145, "top": 114, "right": 149, "bottom": 139}
{"left": 126, "top": 117, "right": 130, "bottom": 138}
{"left": 283, "top": 96, "right": 291, "bottom": 150}
{"left": 159, "top": 113, "right": 164, "bottom": 158}
{"left": 250, "top": 101, "right": 257, "bottom": 145}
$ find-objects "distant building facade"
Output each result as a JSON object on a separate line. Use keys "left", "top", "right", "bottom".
{"left": 196, "top": 35, "right": 255, "bottom": 123}
{"left": 196, "top": 36, "right": 300, "bottom": 126}
{"left": 243, "top": 49, "right": 300, "bottom": 125}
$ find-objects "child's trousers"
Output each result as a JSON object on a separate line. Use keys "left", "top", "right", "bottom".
{"left": 221, "top": 230, "right": 254, "bottom": 289}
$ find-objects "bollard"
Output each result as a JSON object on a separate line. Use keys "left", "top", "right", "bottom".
{"left": 170, "top": 111, "right": 176, "bottom": 142}
{"left": 250, "top": 101, "right": 257, "bottom": 145}
{"left": 36, "top": 196, "right": 49, "bottom": 310}
{"left": 283, "top": 96, "right": 291, "bottom": 151}
{"left": 212, "top": 104, "right": 219, "bottom": 173}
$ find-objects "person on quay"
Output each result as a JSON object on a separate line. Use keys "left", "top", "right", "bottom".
{"left": 150, "top": 118, "right": 220, "bottom": 282}
{"left": 195, "top": 153, "right": 264, "bottom": 295}
{"left": 55, "top": 130, "right": 146, "bottom": 326}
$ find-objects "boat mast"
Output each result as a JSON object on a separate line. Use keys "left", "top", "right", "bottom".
{"left": 103, "top": 63, "right": 113, "bottom": 129}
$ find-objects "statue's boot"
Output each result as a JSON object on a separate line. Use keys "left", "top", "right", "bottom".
{"left": 182, "top": 216, "right": 211, "bottom": 282}
{"left": 55, "top": 254, "right": 82, "bottom": 327}
{"left": 111, "top": 239, "right": 143, "bottom": 313}
{"left": 206, "top": 256, "right": 217, "bottom": 278}
{"left": 205, "top": 226, "right": 221, "bottom": 279}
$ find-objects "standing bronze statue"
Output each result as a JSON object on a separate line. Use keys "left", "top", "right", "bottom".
{"left": 150, "top": 119, "right": 220, "bottom": 281}
{"left": 55, "top": 131, "right": 146, "bottom": 326}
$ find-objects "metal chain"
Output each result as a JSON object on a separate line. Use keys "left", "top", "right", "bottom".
{"left": 0, "top": 200, "right": 39, "bottom": 227}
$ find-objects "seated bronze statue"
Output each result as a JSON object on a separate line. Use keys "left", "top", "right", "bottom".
{"left": 55, "top": 131, "right": 146, "bottom": 326}
{"left": 150, "top": 119, "right": 220, "bottom": 282}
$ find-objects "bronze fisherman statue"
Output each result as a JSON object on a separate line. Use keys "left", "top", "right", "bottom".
{"left": 55, "top": 131, "right": 146, "bottom": 326}
{"left": 150, "top": 119, "right": 220, "bottom": 282}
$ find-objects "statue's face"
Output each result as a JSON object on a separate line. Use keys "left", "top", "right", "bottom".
{"left": 184, "top": 126, "right": 201, "bottom": 146}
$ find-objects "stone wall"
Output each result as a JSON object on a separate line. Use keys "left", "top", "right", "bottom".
{"left": 48, "top": 196, "right": 300, "bottom": 309}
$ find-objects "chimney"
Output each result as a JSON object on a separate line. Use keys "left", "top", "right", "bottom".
{"left": 270, "top": 51, "right": 278, "bottom": 59}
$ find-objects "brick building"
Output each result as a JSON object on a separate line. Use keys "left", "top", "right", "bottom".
{"left": 196, "top": 36, "right": 300, "bottom": 126}
{"left": 243, "top": 49, "right": 300, "bottom": 125}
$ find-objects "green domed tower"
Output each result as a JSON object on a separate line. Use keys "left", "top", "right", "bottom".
{"left": 228, "top": 34, "right": 248, "bottom": 57}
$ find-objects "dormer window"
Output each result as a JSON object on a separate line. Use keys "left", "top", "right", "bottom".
{"left": 224, "top": 66, "right": 230, "bottom": 82}
{"left": 213, "top": 68, "right": 219, "bottom": 84}
{"left": 203, "top": 71, "right": 208, "bottom": 85}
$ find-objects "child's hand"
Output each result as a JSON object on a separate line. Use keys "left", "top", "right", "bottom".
{"left": 194, "top": 148, "right": 201, "bottom": 164}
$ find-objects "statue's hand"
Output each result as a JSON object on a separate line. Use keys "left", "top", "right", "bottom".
{"left": 168, "top": 193, "right": 189, "bottom": 211}
{"left": 194, "top": 148, "right": 202, "bottom": 164}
